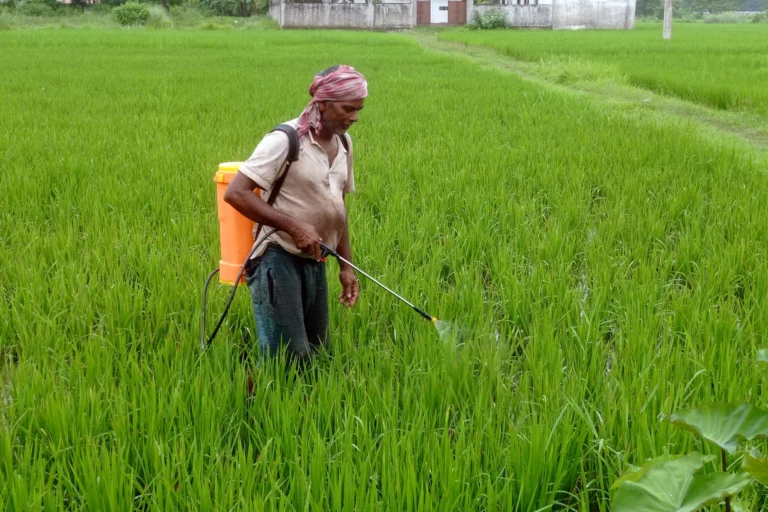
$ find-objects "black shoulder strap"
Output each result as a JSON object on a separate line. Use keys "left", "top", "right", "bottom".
{"left": 339, "top": 133, "right": 350, "bottom": 153}
{"left": 252, "top": 124, "right": 300, "bottom": 243}
{"left": 272, "top": 124, "right": 300, "bottom": 166}
{"left": 265, "top": 123, "right": 299, "bottom": 208}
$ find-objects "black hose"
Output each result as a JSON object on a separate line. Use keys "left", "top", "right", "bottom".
{"left": 200, "top": 267, "right": 220, "bottom": 350}
{"left": 201, "top": 228, "right": 278, "bottom": 350}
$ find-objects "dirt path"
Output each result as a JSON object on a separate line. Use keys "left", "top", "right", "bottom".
{"left": 410, "top": 31, "right": 768, "bottom": 163}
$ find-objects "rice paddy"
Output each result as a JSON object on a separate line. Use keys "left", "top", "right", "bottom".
{"left": 439, "top": 22, "right": 768, "bottom": 115}
{"left": 1, "top": 27, "right": 768, "bottom": 510}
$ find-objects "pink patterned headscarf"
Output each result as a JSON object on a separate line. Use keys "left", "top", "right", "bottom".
{"left": 296, "top": 65, "right": 368, "bottom": 139}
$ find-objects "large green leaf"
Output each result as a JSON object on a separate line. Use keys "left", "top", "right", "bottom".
{"left": 612, "top": 453, "right": 752, "bottom": 512}
{"left": 611, "top": 454, "right": 687, "bottom": 490}
{"left": 757, "top": 349, "right": 768, "bottom": 367}
{"left": 665, "top": 402, "right": 768, "bottom": 453}
{"left": 743, "top": 452, "right": 768, "bottom": 485}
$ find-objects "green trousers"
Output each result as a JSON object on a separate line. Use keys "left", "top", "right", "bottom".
{"left": 244, "top": 244, "right": 329, "bottom": 362}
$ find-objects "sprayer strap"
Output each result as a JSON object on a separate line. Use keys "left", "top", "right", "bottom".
{"left": 252, "top": 124, "right": 300, "bottom": 244}
{"left": 266, "top": 124, "right": 300, "bottom": 206}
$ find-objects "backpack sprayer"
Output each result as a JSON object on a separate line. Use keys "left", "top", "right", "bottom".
{"left": 201, "top": 126, "right": 446, "bottom": 351}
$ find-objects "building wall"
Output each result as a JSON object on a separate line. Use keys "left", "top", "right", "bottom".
{"left": 469, "top": 3, "right": 553, "bottom": 27}
{"left": 373, "top": 2, "right": 416, "bottom": 28}
{"left": 551, "top": 0, "right": 635, "bottom": 28}
{"left": 269, "top": 0, "right": 282, "bottom": 25}
{"left": 269, "top": 0, "right": 634, "bottom": 29}
{"left": 275, "top": 0, "right": 415, "bottom": 29}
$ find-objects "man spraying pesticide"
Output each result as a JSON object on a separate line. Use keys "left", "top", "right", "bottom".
{"left": 202, "top": 65, "right": 451, "bottom": 378}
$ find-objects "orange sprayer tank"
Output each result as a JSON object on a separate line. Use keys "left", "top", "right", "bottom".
{"left": 215, "top": 162, "right": 258, "bottom": 285}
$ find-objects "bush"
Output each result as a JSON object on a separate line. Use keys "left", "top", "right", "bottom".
{"left": 147, "top": 4, "right": 172, "bottom": 27}
{"left": 113, "top": 1, "right": 149, "bottom": 24}
{"left": 195, "top": 0, "right": 267, "bottom": 16}
{"left": 470, "top": 7, "right": 508, "bottom": 29}
{"left": 0, "top": 12, "right": 13, "bottom": 27}
{"left": 17, "top": 0, "right": 55, "bottom": 16}
{"left": 702, "top": 11, "right": 743, "bottom": 23}
{"left": 752, "top": 12, "right": 766, "bottom": 23}
{"left": 169, "top": 4, "right": 206, "bottom": 25}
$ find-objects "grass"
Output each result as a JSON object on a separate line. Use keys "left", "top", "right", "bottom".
{"left": 0, "top": 6, "right": 275, "bottom": 30}
{"left": 438, "top": 22, "right": 768, "bottom": 115}
{"left": 1, "top": 27, "right": 768, "bottom": 510}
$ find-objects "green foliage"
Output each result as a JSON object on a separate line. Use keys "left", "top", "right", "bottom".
{"left": 665, "top": 402, "right": 768, "bottom": 454}
{"left": 742, "top": 452, "right": 768, "bottom": 485}
{"left": 470, "top": 8, "right": 508, "bottom": 29}
{"left": 1, "top": 28, "right": 768, "bottom": 510}
{"left": 147, "top": 4, "right": 172, "bottom": 27}
{"left": 197, "top": 0, "right": 264, "bottom": 16}
{"left": 613, "top": 351, "right": 768, "bottom": 511}
{"left": 17, "top": 0, "right": 55, "bottom": 16}
{"left": 703, "top": 11, "right": 746, "bottom": 22}
{"left": 113, "top": 1, "right": 149, "bottom": 24}
{"left": 751, "top": 11, "right": 766, "bottom": 22}
{"left": 612, "top": 453, "right": 752, "bottom": 512}
{"left": 87, "top": 2, "right": 114, "bottom": 13}
{"left": 168, "top": 3, "right": 205, "bottom": 20}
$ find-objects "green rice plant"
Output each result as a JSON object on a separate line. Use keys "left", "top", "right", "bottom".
{"left": 0, "top": 28, "right": 767, "bottom": 510}
{"left": 612, "top": 352, "right": 768, "bottom": 511}
{"left": 439, "top": 22, "right": 768, "bottom": 115}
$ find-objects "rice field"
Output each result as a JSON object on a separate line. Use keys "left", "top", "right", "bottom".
{"left": 1, "top": 28, "right": 768, "bottom": 510}
{"left": 439, "top": 22, "right": 768, "bottom": 115}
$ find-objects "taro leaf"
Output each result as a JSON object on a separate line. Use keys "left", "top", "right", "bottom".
{"left": 758, "top": 349, "right": 768, "bottom": 367}
{"left": 742, "top": 452, "right": 768, "bottom": 485}
{"left": 665, "top": 402, "right": 768, "bottom": 454}
{"left": 611, "top": 454, "right": 688, "bottom": 490}
{"left": 612, "top": 453, "right": 752, "bottom": 512}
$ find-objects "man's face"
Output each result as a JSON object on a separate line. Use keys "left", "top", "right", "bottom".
{"left": 320, "top": 98, "right": 365, "bottom": 135}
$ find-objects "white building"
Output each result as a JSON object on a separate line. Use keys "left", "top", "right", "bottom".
{"left": 268, "top": 0, "right": 636, "bottom": 30}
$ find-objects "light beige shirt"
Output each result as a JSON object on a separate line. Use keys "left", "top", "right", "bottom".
{"left": 238, "top": 118, "right": 355, "bottom": 260}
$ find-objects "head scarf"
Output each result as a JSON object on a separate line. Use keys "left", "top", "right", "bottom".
{"left": 296, "top": 65, "right": 368, "bottom": 139}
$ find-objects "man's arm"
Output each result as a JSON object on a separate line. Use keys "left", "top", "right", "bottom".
{"left": 336, "top": 200, "right": 353, "bottom": 271}
{"left": 223, "top": 171, "right": 323, "bottom": 261}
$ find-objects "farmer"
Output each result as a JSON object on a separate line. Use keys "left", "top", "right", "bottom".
{"left": 223, "top": 65, "right": 367, "bottom": 365}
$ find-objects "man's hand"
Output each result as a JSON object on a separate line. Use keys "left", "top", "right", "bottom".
{"left": 289, "top": 222, "right": 323, "bottom": 261}
{"left": 339, "top": 269, "right": 359, "bottom": 308}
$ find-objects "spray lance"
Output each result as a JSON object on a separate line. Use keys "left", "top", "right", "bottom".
{"left": 319, "top": 242, "right": 438, "bottom": 325}
{"left": 201, "top": 231, "right": 442, "bottom": 349}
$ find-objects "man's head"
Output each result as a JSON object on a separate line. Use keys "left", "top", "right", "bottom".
{"left": 316, "top": 66, "right": 366, "bottom": 136}
{"left": 296, "top": 65, "right": 368, "bottom": 139}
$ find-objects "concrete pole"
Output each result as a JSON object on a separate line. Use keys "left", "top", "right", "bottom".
{"left": 663, "top": 0, "right": 672, "bottom": 40}
{"left": 466, "top": 0, "right": 473, "bottom": 25}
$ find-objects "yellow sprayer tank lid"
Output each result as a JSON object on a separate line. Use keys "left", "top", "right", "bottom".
{"left": 214, "top": 162, "right": 244, "bottom": 184}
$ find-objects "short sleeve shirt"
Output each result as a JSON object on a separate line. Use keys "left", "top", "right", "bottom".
{"left": 238, "top": 118, "right": 355, "bottom": 259}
